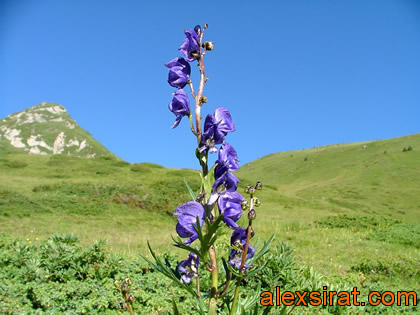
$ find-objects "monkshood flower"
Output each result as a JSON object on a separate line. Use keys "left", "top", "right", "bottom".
{"left": 200, "top": 107, "right": 235, "bottom": 153}
{"left": 173, "top": 201, "right": 205, "bottom": 245}
{"left": 229, "top": 227, "right": 255, "bottom": 269}
{"left": 212, "top": 160, "right": 240, "bottom": 193}
{"left": 177, "top": 253, "right": 200, "bottom": 284}
{"left": 169, "top": 89, "right": 190, "bottom": 128}
{"left": 179, "top": 29, "right": 200, "bottom": 62}
{"left": 217, "top": 192, "right": 245, "bottom": 230}
{"left": 218, "top": 143, "right": 239, "bottom": 171}
{"left": 165, "top": 57, "right": 191, "bottom": 88}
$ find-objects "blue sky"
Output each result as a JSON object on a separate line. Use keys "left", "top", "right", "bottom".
{"left": 1, "top": 0, "right": 419, "bottom": 168}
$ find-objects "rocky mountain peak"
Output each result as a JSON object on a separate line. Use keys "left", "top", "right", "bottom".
{"left": 0, "top": 102, "right": 117, "bottom": 159}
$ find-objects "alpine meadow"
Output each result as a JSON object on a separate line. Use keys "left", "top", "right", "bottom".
{"left": 0, "top": 102, "right": 419, "bottom": 313}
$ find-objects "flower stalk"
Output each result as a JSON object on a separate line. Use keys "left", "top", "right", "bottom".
{"left": 159, "top": 23, "right": 268, "bottom": 315}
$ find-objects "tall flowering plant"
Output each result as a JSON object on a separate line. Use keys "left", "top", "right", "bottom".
{"left": 145, "top": 24, "right": 273, "bottom": 314}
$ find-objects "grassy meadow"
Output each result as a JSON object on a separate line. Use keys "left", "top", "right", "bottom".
{"left": 0, "top": 133, "right": 419, "bottom": 313}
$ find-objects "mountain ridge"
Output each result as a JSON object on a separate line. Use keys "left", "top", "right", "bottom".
{"left": 0, "top": 102, "right": 118, "bottom": 159}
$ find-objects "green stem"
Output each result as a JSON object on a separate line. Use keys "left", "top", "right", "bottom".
{"left": 209, "top": 244, "right": 218, "bottom": 315}
{"left": 230, "top": 195, "right": 255, "bottom": 314}
{"left": 229, "top": 279, "right": 241, "bottom": 315}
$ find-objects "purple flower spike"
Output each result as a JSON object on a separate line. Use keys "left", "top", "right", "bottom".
{"left": 228, "top": 228, "right": 255, "bottom": 269}
{"left": 177, "top": 253, "right": 200, "bottom": 284}
{"left": 179, "top": 29, "right": 200, "bottom": 62}
{"left": 173, "top": 201, "right": 205, "bottom": 245}
{"left": 200, "top": 107, "right": 235, "bottom": 153}
{"left": 218, "top": 192, "right": 245, "bottom": 229}
{"left": 218, "top": 143, "right": 239, "bottom": 171}
{"left": 169, "top": 89, "right": 190, "bottom": 128}
{"left": 165, "top": 57, "right": 191, "bottom": 89}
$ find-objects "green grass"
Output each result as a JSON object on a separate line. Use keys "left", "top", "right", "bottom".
{"left": 0, "top": 133, "right": 419, "bottom": 302}
{"left": 236, "top": 133, "right": 420, "bottom": 291}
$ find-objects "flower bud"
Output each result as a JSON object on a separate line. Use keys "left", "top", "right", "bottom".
{"left": 239, "top": 266, "right": 247, "bottom": 275}
{"left": 203, "top": 41, "right": 214, "bottom": 50}
{"left": 248, "top": 209, "right": 256, "bottom": 220}
{"left": 114, "top": 280, "right": 121, "bottom": 288}
{"left": 244, "top": 184, "right": 251, "bottom": 193}
{"left": 256, "top": 181, "right": 263, "bottom": 190}
{"left": 241, "top": 200, "right": 249, "bottom": 210}
{"left": 121, "top": 282, "right": 129, "bottom": 293}
{"left": 120, "top": 303, "right": 127, "bottom": 310}
{"left": 246, "top": 185, "right": 256, "bottom": 194}
{"left": 200, "top": 96, "right": 208, "bottom": 104}
{"left": 253, "top": 198, "right": 261, "bottom": 207}
{"left": 125, "top": 278, "right": 132, "bottom": 285}
{"left": 128, "top": 295, "right": 135, "bottom": 303}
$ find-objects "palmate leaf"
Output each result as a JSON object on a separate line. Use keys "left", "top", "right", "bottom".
{"left": 141, "top": 241, "right": 196, "bottom": 298}
{"left": 239, "top": 282, "right": 262, "bottom": 313}
{"left": 247, "top": 234, "right": 275, "bottom": 265}
{"left": 171, "top": 236, "right": 201, "bottom": 258}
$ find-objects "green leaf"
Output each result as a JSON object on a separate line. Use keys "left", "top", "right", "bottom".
{"left": 172, "top": 297, "right": 180, "bottom": 315}
{"left": 141, "top": 241, "right": 197, "bottom": 298}
{"left": 171, "top": 236, "right": 201, "bottom": 258}
{"left": 247, "top": 234, "right": 275, "bottom": 265}
{"left": 199, "top": 164, "right": 216, "bottom": 200}
{"left": 184, "top": 179, "right": 196, "bottom": 201}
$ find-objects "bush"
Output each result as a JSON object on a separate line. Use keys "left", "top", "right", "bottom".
{"left": 6, "top": 160, "right": 28, "bottom": 168}
{"left": 315, "top": 214, "right": 400, "bottom": 230}
{"left": 367, "top": 223, "right": 420, "bottom": 248}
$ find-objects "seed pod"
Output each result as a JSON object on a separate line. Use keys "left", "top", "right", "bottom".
{"left": 256, "top": 181, "right": 263, "bottom": 190}
{"left": 248, "top": 209, "right": 256, "bottom": 220}
{"left": 128, "top": 295, "right": 135, "bottom": 303}
{"left": 253, "top": 198, "right": 261, "bottom": 207}
{"left": 125, "top": 278, "right": 132, "bottom": 285}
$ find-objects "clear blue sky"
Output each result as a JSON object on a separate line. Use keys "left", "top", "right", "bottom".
{"left": 1, "top": 0, "right": 419, "bottom": 168}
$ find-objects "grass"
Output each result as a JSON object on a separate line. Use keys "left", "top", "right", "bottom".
{"left": 0, "top": 133, "right": 419, "bottom": 298}
{"left": 236, "top": 133, "right": 420, "bottom": 291}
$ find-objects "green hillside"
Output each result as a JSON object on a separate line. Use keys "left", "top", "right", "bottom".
{"left": 0, "top": 102, "right": 117, "bottom": 159}
{"left": 236, "top": 133, "right": 419, "bottom": 289}
{"left": 0, "top": 133, "right": 419, "bottom": 309}
{"left": 238, "top": 133, "right": 419, "bottom": 222}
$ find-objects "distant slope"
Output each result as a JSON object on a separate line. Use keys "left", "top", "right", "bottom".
{"left": 237, "top": 134, "right": 420, "bottom": 221}
{"left": 0, "top": 102, "right": 118, "bottom": 159}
